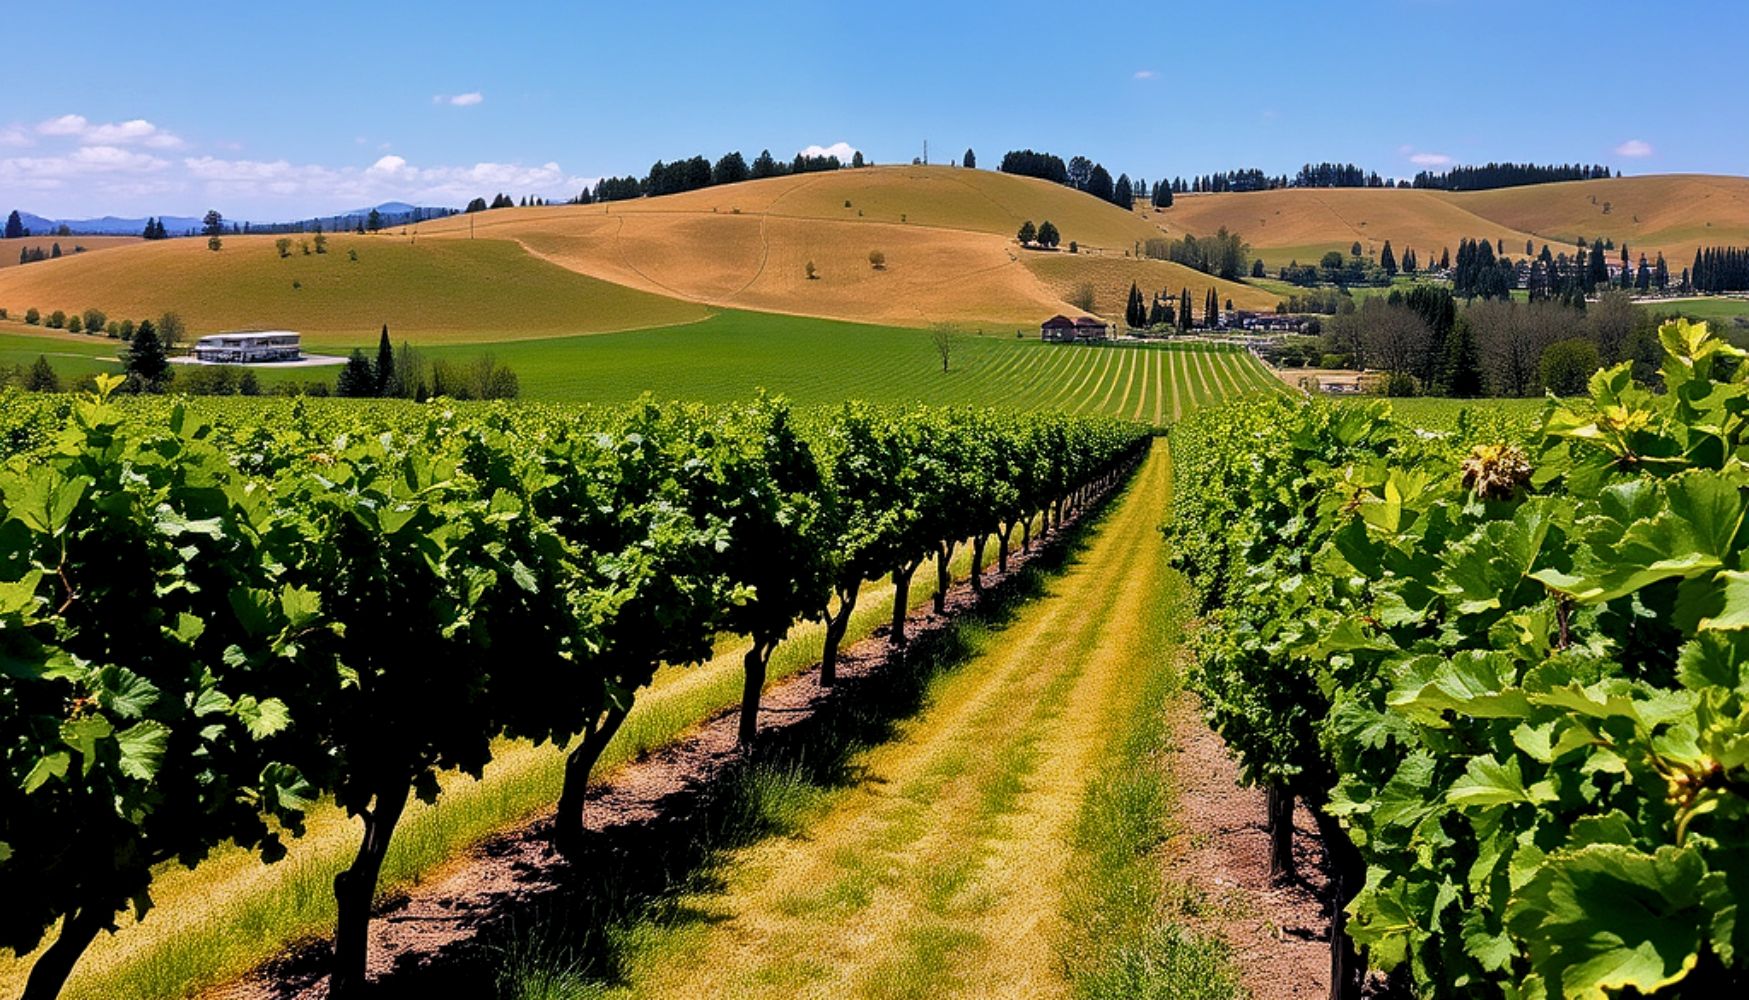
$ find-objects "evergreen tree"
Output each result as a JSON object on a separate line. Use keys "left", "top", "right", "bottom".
{"left": 1036, "top": 220, "right": 1060, "bottom": 249}
{"left": 1086, "top": 164, "right": 1114, "bottom": 203}
{"left": 1179, "top": 288, "right": 1192, "bottom": 331}
{"left": 1125, "top": 282, "right": 1145, "bottom": 328}
{"left": 1655, "top": 253, "right": 1669, "bottom": 290}
{"left": 712, "top": 151, "right": 749, "bottom": 185}
{"left": 3, "top": 210, "right": 22, "bottom": 239}
{"left": 1113, "top": 173, "right": 1133, "bottom": 208}
{"left": 1636, "top": 255, "right": 1651, "bottom": 291}
{"left": 1440, "top": 247, "right": 1451, "bottom": 270}
{"left": 1017, "top": 220, "right": 1036, "bottom": 246}
{"left": 1380, "top": 240, "right": 1397, "bottom": 277}
{"left": 962, "top": 148, "right": 976, "bottom": 169}
{"left": 25, "top": 355, "right": 60, "bottom": 392}
{"left": 1205, "top": 287, "right": 1220, "bottom": 328}
{"left": 374, "top": 324, "right": 394, "bottom": 395}
{"left": 367, "top": 208, "right": 383, "bottom": 232}
{"left": 1157, "top": 184, "right": 1172, "bottom": 208}
{"left": 124, "top": 320, "right": 170, "bottom": 393}
{"left": 851, "top": 150, "right": 865, "bottom": 168}
{"left": 50, "top": 243, "right": 61, "bottom": 259}
{"left": 1442, "top": 317, "right": 1485, "bottom": 397}
{"left": 335, "top": 349, "right": 377, "bottom": 397}
{"left": 201, "top": 209, "right": 224, "bottom": 237}
{"left": 750, "top": 149, "right": 781, "bottom": 179}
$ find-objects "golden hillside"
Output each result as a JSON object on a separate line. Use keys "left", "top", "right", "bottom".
{"left": 1160, "top": 174, "right": 1749, "bottom": 269}
{"left": 1, "top": 166, "right": 1246, "bottom": 337}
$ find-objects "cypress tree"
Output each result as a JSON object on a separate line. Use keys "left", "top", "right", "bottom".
{"left": 4, "top": 210, "right": 23, "bottom": 239}
{"left": 1179, "top": 288, "right": 1192, "bottom": 331}
{"left": 374, "top": 324, "right": 394, "bottom": 395}
{"left": 1380, "top": 240, "right": 1397, "bottom": 277}
{"left": 1442, "top": 317, "right": 1484, "bottom": 397}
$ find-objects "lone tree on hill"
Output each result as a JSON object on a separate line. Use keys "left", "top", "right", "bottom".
{"left": 931, "top": 323, "right": 953, "bottom": 372}
{"left": 367, "top": 208, "right": 383, "bottom": 232}
{"left": 1018, "top": 220, "right": 1036, "bottom": 246}
{"left": 201, "top": 209, "right": 224, "bottom": 237}
{"left": 963, "top": 148, "right": 976, "bottom": 169}
{"left": 4, "top": 210, "right": 23, "bottom": 239}
{"left": 868, "top": 250, "right": 886, "bottom": 270}
{"left": 1036, "top": 220, "right": 1060, "bottom": 249}
{"left": 124, "top": 320, "right": 171, "bottom": 393}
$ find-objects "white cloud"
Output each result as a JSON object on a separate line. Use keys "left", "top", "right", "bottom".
{"left": 0, "top": 125, "right": 32, "bottom": 148}
{"left": 1408, "top": 151, "right": 1452, "bottom": 167}
{"left": 1133, "top": 69, "right": 1157, "bottom": 80}
{"left": 800, "top": 142, "right": 857, "bottom": 161}
{"left": 434, "top": 92, "right": 484, "bottom": 107}
{"left": 36, "top": 114, "right": 182, "bottom": 148}
{"left": 1615, "top": 138, "right": 1654, "bottom": 158}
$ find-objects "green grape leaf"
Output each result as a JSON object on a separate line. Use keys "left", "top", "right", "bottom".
{"left": 114, "top": 720, "right": 170, "bottom": 781}
{"left": 1507, "top": 844, "right": 1709, "bottom": 1000}
{"left": 23, "top": 751, "right": 71, "bottom": 792}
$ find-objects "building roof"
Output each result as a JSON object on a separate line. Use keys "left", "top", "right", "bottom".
{"left": 1041, "top": 315, "right": 1076, "bottom": 328}
{"left": 1071, "top": 316, "right": 1108, "bottom": 327}
{"left": 195, "top": 330, "right": 300, "bottom": 344}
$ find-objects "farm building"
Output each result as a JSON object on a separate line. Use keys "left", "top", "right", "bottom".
{"left": 191, "top": 331, "right": 302, "bottom": 364}
{"left": 1041, "top": 315, "right": 1112, "bottom": 342}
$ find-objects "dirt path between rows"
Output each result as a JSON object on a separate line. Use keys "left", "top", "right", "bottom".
{"left": 1160, "top": 694, "right": 1336, "bottom": 1000}
{"left": 207, "top": 480, "right": 1128, "bottom": 999}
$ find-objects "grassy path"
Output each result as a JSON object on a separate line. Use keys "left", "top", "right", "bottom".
{"left": 592, "top": 443, "right": 1178, "bottom": 1000}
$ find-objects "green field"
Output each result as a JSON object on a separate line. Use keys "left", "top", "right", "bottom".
{"left": 4, "top": 310, "right": 1285, "bottom": 422}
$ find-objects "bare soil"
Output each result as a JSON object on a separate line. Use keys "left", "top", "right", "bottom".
{"left": 1160, "top": 694, "right": 1335, "bottom": 1000}
{"left": 206, "top": 488, "right": 1122, "bottom": 999}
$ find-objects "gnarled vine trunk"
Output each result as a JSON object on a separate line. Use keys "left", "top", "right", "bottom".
{"left": 554, "top": 702, "right": 630, "bottom": 855}
{"left": 20, "top": 903, "right": 109, "bottom": 1000}
{"left": 969, "top": 534, "right": 987, "bottom": 594}
{"left": 890, "top": 563, "right": 915, "bottom": 646}
{"left": 331, "top": 777, "right": 412, "bottom": 998}
{"left": 737, "top": 639, "right": 775, "bottom": 746}
{"left": 932, "top": 541, "right": 956, "bottom": 614}
{"left": 1266, "top": 783, "right": 1296, "bottom": 881}
{"left": 820, "top": 579, "right": 860, "bottom": 686}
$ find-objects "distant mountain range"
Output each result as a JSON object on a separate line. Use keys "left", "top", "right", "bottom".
{"left": 10, "top": 202, "right": 457, "bottom": 237}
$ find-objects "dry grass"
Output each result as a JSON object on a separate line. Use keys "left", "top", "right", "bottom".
{"left": 0, "top": 168, "right": 1281, "bottom": 339}
{"left": 1445, "top": 173, "right": 1749, "bottom": 264}
{"left": 411, "top": 166, "right": 1203, "bottom": 328}
{"left": 1159, "top": 187, "right": 1544, "bottom": 269}
{"left": 1, "top": 236, "right": 141, "bottom": 268}
{"left": 0, "top": 233, "right": 708, "bottom": 347}
{"left": 1161, "top": 174, "right": 1749, "bottom": 272}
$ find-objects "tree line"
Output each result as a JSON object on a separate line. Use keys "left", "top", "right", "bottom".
{"left": 1689, "top": 245, "right": 1749, "bottom": 293}
{"left": 1321, "top": 285, "right": 1667, "bottom": 397}
{"left": 562, "top": 147, "right": 866, "bottom": 206}
{"left": 0, "top": 390, "right": 1147, "bottom": 999}
{"left": 1410, "top": 161, "right": 1614, "bottom": 190}
{"left": 997, "top": 150, "right": 1139, "bottom": 210}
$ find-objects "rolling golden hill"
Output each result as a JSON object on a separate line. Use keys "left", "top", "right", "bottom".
{"left": 1160, "top": 174, "right": 1749, "bottom": 270}
{"left": 0, "top": 166, "right": 1279, "bottom": 340}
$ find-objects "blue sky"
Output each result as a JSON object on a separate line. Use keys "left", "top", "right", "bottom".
{"left": 5, "top": 0, "right": 1745, "bottom": 219}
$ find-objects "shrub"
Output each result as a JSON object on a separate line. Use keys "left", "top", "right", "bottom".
{"left": 868, "top": 250, "right": 885, "bottom": 270}
{"left": 1539, "top": 337, "right": 1601, "bottom": 396}
{"left": 82, "top": 308, "right": 106, "bottom": 333}
{"left": 24, "top": 307, "right": 39, "bottom": 325}
{"left": 46, "top": 310, "right": 66, "bottom": 329}
{"left": 275, "top": 237, "right": 293, "bottom": 258}
{"left": 805, "top": 260, "right": 818, "bottom": 280}
{"left": 66, "top": 314, "right": 83, "bottom": 334}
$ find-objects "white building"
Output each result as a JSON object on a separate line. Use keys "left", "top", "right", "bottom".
{"left": 192, "top": 331, "right": 301, "bottom": 364}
